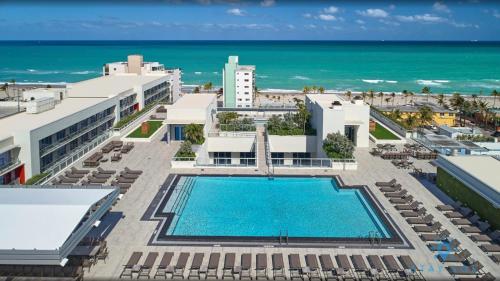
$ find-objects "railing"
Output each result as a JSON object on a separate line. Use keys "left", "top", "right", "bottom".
{"left": 41, "top": 130, "right": 112, "bottom": 181}
{"left": 208, "top": 131, "right": 256, "bottom": 138}
{"left": 0, "top": 159, "right": 21, "bottom": 176}
{"left": 40, "top": 114, "right": 115, "bottom": 156}
{"left": 270, "top": 157, "right": 356, "bottom": 168}
{"left": 171, "top": 156, "right": 196, "bottom": 161}
{"left": 166, "top": 177, "right": 196, "bottom": 234}
{"left": 195, "top": 157, "right": 257, "bottom": 167}
{"left": 264, "top": 129, "right": 274, "bottom": 175}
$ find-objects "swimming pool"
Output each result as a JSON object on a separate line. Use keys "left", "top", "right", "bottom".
{"left": 158, "top": 176, "right": 393, "bottom": 241}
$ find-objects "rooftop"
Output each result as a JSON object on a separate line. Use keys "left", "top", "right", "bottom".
{"left": 67, "top": 74, "right": 167, "bottom": 98}
{"left": 438, "top": 155, "right": 500, "bottom": 194}
{"left": 0, "top": 187, "right": 115, "bottom": 250}
{"left": 306, "top": 94, "right": 365, "bottom": 108}
{"left": 0, "top": 97, "right": 107, "bottom": 140}
{"left": 167, "top": 94, "right": 216, "bottom": 109}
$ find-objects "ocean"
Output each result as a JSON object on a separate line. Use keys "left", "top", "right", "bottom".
{"left": 1, "top": 41, "right": 499, "bottom": 95}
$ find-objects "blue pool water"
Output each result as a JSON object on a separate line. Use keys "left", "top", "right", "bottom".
{"left": 165, "top": 176, "right": 391, "bottom": 239}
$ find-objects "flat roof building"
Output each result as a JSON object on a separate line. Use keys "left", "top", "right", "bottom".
{"left": 0, "top": 74, "right": 171, "bottom": 184}
{"left": 0, "top": 186, "right": 118, "bottom": 265}
{"left": 222, "top": 56, "right": 256, "bottom": 108}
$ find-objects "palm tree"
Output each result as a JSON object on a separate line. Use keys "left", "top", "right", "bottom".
{"left": 303, "top": 86, "right": 311, "bottom": 94}
{"left": 193, "top": 86, "right": 200, "bottom": 94}
{"left": 368, "top": 90, "right": 375, "bottom": 105}
{"left": 390, "top": 92, "right": 396, "bottom": 106}
{"left": 378, "top": 92, "right": 384, "bottom": 106}
{"left": 408, "top": 91, "right": 415, "bottom": 105}
{"left": 384, "top": 97, "right": 391, "bottom": 106}
{"left": 392, "top": 109, "right": 402, "bottom": 120}
{"left": 418, "top": 106, "right": 434, "bottom": 127}
{"left": 318, "top": 86, "right": 325, "bottom": 94}
{"left": 361, "top": 91, "right": 367, "bottom": 102}
{"left": 402, "top": 90, "right": 409, "bottom": 104}
{"left": 184, "top": 123, "right": 205, "bottom": 144}
{"left": 492, "top": 89, "right": 499, "bottom": 108}
{"left": 405, "top": 114, "right": 418, "bottom": 129}
{"left": 477, "top": 100, "right": 490, "bottom": 128}
{"left": 312, "top": 85, "right": 318, "bottom": 94}
{"left": 436, "top": 94, "right": 445, "bottom": 107}
{"left": 203, "top": 82, "right": 213, "bottom": 92}
{"left": 421, "top": 86, "right": 431, "bottom": 102}
{"left": 345, "top": 91, "right": 352, "bottom": 101}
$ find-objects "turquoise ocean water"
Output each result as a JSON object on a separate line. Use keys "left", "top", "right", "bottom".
{"left": 167, "top": 176, "right": 390, "bottom": 238}
{"left": 1, "top": 41, "right": 499, "bottom": 95}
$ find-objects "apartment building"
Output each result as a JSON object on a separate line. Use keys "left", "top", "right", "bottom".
{"left": 0, "top": 74, "right": 170, "bottom": 184}
{"left": 222, "top": 56, "right": 255, "bottom": 108}
{"left": 103, "top": 54, "right": 183, "bottom": 102}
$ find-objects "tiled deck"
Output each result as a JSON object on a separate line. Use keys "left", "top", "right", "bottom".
{"left": 61, "top": 128, "right": 499, "bottom": 280}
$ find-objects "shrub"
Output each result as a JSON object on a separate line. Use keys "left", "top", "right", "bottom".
{"left": 322, "top": 132, "right": 354, "bottom": 159}
{"left": 184, "top": 123, "right": 205, "bottom": 144}
{"left": 217, "top": 112, "right": 238, "bottom": 124}
{"left": 175, "top": 141, "right": 196, "bottom": 160}
{"left": 25, "top": 173, "right": 49, "bottom": 185}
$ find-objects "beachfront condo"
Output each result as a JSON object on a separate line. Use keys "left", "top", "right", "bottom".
{"left": 222, "top": 56, "right": 256, "bottom": 108}
{"left": 103, "top": 54, "right": 183, "bottom": 103}
{"left": 0, "top": 74, "right": 171, "bottom": 184}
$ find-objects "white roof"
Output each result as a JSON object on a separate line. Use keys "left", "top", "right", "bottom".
{"left": 207, "top": 136, "right": 255, "bottom": 152}
{"left": 0, "top": 97, "right": 107, "bottom": 138}
{"left": 0, "top": 188, "right": 114, "bottom": 251}
{"left": 168, "top": 94, "right": 216, "bottom": 109}
{"left": 68, "top": 74, "right": 166, "bottom": 98}
{"left": 440, "top": 155, "right": 500, "bottom": 193}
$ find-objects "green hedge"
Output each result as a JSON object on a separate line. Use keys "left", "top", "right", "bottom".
{"left": 114, "top": 103, "right": 156, "bottom": 129}
{"left": 436, "top": 167, "right": 499, "bottom": 230}
{"left": 25, "top": 173, "right": 49, "bottom": 185}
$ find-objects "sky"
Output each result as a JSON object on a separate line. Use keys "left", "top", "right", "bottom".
{"left": 0, "top": 1, "right": 499, "bottom": 40}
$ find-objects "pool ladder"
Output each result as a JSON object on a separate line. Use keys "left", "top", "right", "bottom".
{"left": 278, "top": 230, "right": 289, "bottom": 245}
{"left": 368, "top": 231, "right": 382, "bottom": 247}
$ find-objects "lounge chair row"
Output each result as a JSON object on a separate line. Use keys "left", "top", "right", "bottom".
{"left": 0, "top": 265, "right": 83, "bottom": 280}
{"left": 120, "top": 252, "right": 425, "bottom": 280}
{"left": 436, "top": 201, "right": 500, "bottom": 264}
{"left": 379, "top": 181, "right": 494, "bottom": 279}
{"left": 83, "top": 152, "right": 103, "bottom": 167}
{"left": 101, "top": 140, "right": 124, "bottom": 153}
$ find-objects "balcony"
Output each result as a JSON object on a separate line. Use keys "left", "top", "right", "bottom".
{"left": 39, "top": 114, "right": 115, "bottom": 157}
{"left": 0, "top": 159, "right": 22, "bottom": 176}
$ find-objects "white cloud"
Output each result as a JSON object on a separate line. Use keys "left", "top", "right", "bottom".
{"left": 304, "top": 24, "right": 317, "bottom": 29}
{"left": 260, "top": 0, "right": 275, "bottom": 7}
{"left": 286, "top": 24, "right": 295, "bottom": 30}
{"left": 303, "top": 13, "right": 312, "bottom": 18}
{"left": 357, "top": 9, "right": 389, "bottom": 18}
{"left": 226, "top": 8, "right": 245, "bottom": 16}
{"left": 433, "top": 2, "right": 451, "bottom": 13}
{"left": 323, "top": 6, "right": 339, "bottom": 14}
{"left": 356, "top": 19, "right": 365, "bottom": 24}
{"left": 318, "top": 14, "right": 336, "bottom": 21}
{"left": 379, "top": 19, "right": 400, "bottom": 26}
{"left": 395, "top": 14, "right": 445, "bottom": 23}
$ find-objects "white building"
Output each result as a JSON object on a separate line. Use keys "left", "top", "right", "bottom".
{"left": 222, "top": 56, "right": 256, "bottom": 108}
{"left": 0, "top": 74, "right": 170, "bottom": 184}
{"left": 0, "top": 186, "right": 118, "bottom": 265}
{"left": 103, "top": 54, "right": 183, "bottom": 103}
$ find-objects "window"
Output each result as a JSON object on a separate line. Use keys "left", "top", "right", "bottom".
{"left": 240, "top": 152, "right": 255, "bottom": 166}
{"left": 244, "top": 79, "right": 249, "bottom": 82}
{"left": 246, "top": 105, "right": 250, "bottom": 108}
{"left": 245, "top": 92, "right": 249, "bottom": 95}
{"left": 237, "top": 105, "right": 242, "bottom": 108}
{"left": 40, "top": 154, "right": 53, "bottom": 169}
{"left": 245, "top": 98, "right": 250, "bottom": 101}
{"left": 292, "top": 152, "right": 311, "bottom": 166}
{"left": 57, "top": 146, "right": 66, "bottom": 157}
{"left": 214, "top": 152, "right": 231, "bottom": 165}
{"left": 244, "top": 73, "right": 249, "bottom": 75}
{"left": 69, "top": 139, "right": 78, "bottom": 150}
{"left": 244, "top": 86, "right": 249, "bottom": 88}
{"left": 271, "top": 152, "right": 284, "bottom": 165}
{"left": 40, "top": 136, "right": 52, "bottom": 149}
{"left": 56, "top": 130, "right": 66, "bottom": 141}
{"left": 69, "top": 124, "right": 78, "bottom": 134}
{"left": 440, "top": 113, "right": 445, "bottom": 117}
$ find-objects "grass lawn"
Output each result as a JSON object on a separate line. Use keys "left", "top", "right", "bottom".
{"left": 371, "top": 123, "right": 400, "bottom": 140}
{"left": 127, "top": 121, "right": 163, "bottom": 138}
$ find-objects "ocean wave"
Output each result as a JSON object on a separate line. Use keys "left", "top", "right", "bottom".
{"left": 291, "top": 75, "right": 310, "bottom": 80}
{"left": 1, "top": 69, "right": 62, "bottom": 75}
{"left": 261, "top": 88, "right": 302, "bottom": 94}
{"left": 257, "top": 74, "right": 269, "bottom": 79}
{"left": 194, "top": 71, "right": 202, "bottom": 75}
{"left": 385, "top": 80, "right": 398, "bottom": 84}
{"left": 212, "top": 71, "right": 218, "bottom": 75}
{"left": 70, "top": 70, "right": 97, "bottom": 75}
{"left": 416, "top": 80, "right": 447, "bottom": 86}
{"left": 362, "top": 79, "right": 384, "bottom": 84}
{"left": 0, "top": 80, "right": 67, "bottom": 85}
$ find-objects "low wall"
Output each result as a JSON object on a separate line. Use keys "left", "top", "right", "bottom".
{"left": 171, "top": 160, "right": 196, "bottom": 168}
{"left": 268, "top": 135, "right": 317, "bottom": 153}
{"left": 331, "top": 162, "right": 358, "bottom": 170}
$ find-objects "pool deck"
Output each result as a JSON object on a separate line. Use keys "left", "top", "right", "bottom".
{"left": 64, "top": 126, "right": 499, "bottom": 280}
